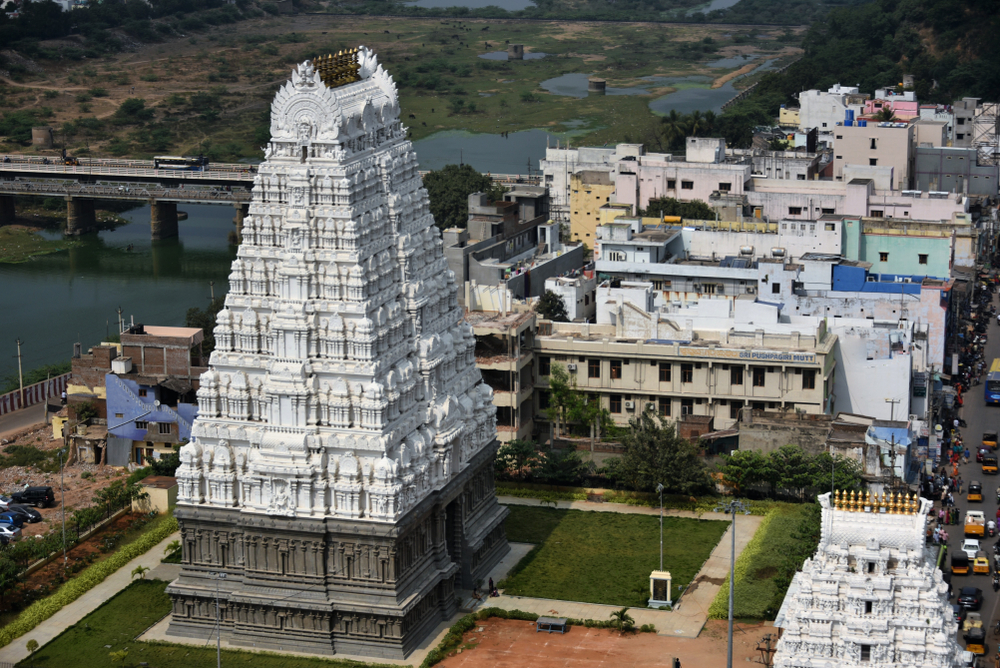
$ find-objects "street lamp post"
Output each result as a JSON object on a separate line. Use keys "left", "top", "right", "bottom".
{"left": 58, "top": 448, "right": 66, "bottom": 566}
{"left": 715, "top": 499, "right": 751, "bottom": 668}
{"left": 656, "top": 483, "right": 664, "bottom": 571}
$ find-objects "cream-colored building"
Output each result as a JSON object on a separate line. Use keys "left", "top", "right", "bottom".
{"left": 833, "top": 121, "right": 914, "bottom": 190}
{"left": 779, "top": 106, "right": 800, "bottom": 127}
{"left": 535, "top": 297, "right": 837, "bottom": 430}
{"left": 569, "top": 171, "right": 615, "bottom": 243}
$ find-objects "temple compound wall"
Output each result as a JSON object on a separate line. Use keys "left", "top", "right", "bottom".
{"left": 165, "top": 47, "right": 509, "bottom": 659}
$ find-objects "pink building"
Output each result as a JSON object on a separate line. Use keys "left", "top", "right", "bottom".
{"left": 862, "top": 94, "right": 919, "bottom": 120}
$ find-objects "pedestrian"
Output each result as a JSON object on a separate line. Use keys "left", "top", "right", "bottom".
{"left": 939, "top": 508, "right": 946, "bottom": 523}
{"left": 489, "top": 577, "right": 494, "bottom": 592}
{"left": 958, "top": 476, "right": 964, "bottom": 494}
{"left": 964, "top": 448, "right": 971, "bottom": 464}
{"left": 61, "top": 389, "right": 67, "bottom": 405}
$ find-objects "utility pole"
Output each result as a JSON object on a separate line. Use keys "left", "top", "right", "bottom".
{"left": 715, "top": 499, "right": 751, "bottom": 668}
{"left": 117, "top": 305, "right": 124, "bottom": 335}
{"left": 210, "top": 280, "right": 216, "bottom": 302}
{"left": 15, "top": 337, "right": 24, "bottom": 407}
{"left": 656, "top": 483, "right": 664, "bottom": 571}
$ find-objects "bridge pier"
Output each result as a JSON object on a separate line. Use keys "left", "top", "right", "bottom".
{"left": 0, "top": 195, "right": 15, "bottom": 226}
{"left": 233, "top": 202, "right": 249, "bottom": 243}
{"left": 151, "top": 200, "right": 178, "bottom": 240}
{"left": 66, "top": 197, "right": 96, "bottom": 235}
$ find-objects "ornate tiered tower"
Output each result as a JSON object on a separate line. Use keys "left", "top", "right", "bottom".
{"left": 773, "top": 491, "right": 961, "bottom": 668}
{"left": 165, "top": 48, "right": 509, "bottom": 659}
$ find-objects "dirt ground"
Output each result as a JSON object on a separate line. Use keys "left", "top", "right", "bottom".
{"left": 439, "top": 618, "right": 776, "bottom": 668}
{"left": 0, "top": 422, "right": 129, "bottom": 538}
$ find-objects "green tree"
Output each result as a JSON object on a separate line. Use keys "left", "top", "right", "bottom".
{"left": 718, "top": 449, "right": 772, "bottom": 495}
{"left": 616, "top": 411, "right": 713, "bottom": 495}
{"left": 25, "top": 639, "right": 38, "bottom": 668}
{"left": 109, "top": 649, "right": 129, "bottom": 665}
{"left": 185, "top": 297, "right": 224, "bottom": 357}
{"left": 660, "top": 109, "right": 687, "bottom": 151}
{"left": 609, "top": 607, "right": 635, "bottom": 634}
{"left": 494, "top": 439, "right": 545, "bottom": 480}
{"left": 0, "top": 554, "right": 21, "bottom": 606}
{"left": 164, "top": 539, "right": 181, "bottom": 556}
{"left": 535, "top": 290, "right": 568, "bottom": 322}
{"left": 546, "top": 364, "right": 580, "bottom": 440}
{"left": 872, "top": 107, "right": 898, "bottom": 122}
{"left": 131, "top": 565, "right": 150, "bottom": 580}
{"left": 768, "top": 444, "right": 815, "bottom": 500}
{"left": 422, "top": 163, "right": 500, "bottom": 230}
{"left": 112, "top": 98, "right": 154, "bottom": 125}
{"left": 640, "top": 197, "right": 715, "bottom": 221}
{"left": 570, "top": 393, "right": 613, "bottom": 453}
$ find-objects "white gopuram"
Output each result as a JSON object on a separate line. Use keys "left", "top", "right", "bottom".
{"left": 773, "top": 491, "right": 961, "bottom": 668}
{"left": 166, "top": 48, "right": 509, "bottom": 659}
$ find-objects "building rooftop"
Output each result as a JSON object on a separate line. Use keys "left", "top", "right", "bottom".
{"left": 126, "top": 326, "right": 204, "bottom": 344}
{"left": 139, "top": 475, "right": 178, "bottom": 489}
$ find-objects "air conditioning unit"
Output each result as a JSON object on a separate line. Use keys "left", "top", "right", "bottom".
{"left": 624, "top": 401, "right": 635, "bottom": 410}
{"left": 746, "top": 286, "right": 757, "bottom": 294}
{"left": 645, "top": 402, "right": 656, "bottom": 411}
{"left": 567, "top": 364, "right": 578, "bottom": 372}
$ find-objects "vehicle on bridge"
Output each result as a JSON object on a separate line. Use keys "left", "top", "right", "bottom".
{"left": 63, "top": 157, "right": 79, "bottom": 166}
{"left": 986, "top": 359, "right": 1000, "bottom": 404}
{"left": 153, "top": 155, "right": 209, "bottom": 170}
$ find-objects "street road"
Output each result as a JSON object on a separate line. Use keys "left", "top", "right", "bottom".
{"left": 949, "top": 288, "right": 1000, "bottom": 657}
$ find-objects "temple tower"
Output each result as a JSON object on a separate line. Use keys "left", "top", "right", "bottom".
{"left": 166, "top": 47, "right": 509, "bottom": 659}
{"left": 772, "top": 491, "right": 961, "bottom": 668}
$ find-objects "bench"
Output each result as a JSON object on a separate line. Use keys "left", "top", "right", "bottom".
{"left": 536, "top": 616, "right": 568, "bottom": 634}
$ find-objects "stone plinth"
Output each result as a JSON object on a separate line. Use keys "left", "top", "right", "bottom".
{"left": 588, "top": 78, "right": 606, "bottom": 94}
{"left": 649, "top": 570, "right": 672, "bottom": 608}
{"left": 65, "top": 197, "right": 96, "bottom": 235}
{"left": 151, "top": 200, "right": 178, "bottom": 240}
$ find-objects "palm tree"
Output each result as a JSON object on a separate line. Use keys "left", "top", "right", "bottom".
{"left": 164, "top": 539, "right": 180, "bottom": 556}
{"left": 703, "top": 110, "right": 717, "bottom": 136}
{"left": 131, "top": 565, "right": 150, "bottom": 580}
{"left": 873, "top": 107, "right": 897, "bottom": 123}
{"left": 661, "top": 110, "right": 687, "bottom": 150}
{"left": 609, "top": 607, "right": 635, "bottom": 635}
{"left": 688, "top": 110, "right": 705, "bottom": 137}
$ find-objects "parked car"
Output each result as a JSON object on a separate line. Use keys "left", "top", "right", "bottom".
{"left": 7, "top": 504, "right": 41, "bottom": 523}
{"left": 958, "top": 586, "right": 985, "bottom": 610}
{"left": 0, "top": 524, "right": 21, "bottom": 542}
{"left": 0, "top": 495, "right": 11, "bottom": 510}
{"left": 10, "top": 486, "right": 54, "bottom": 508}
{"left": 0, "top": 512, "right": 25, "bottom": 529}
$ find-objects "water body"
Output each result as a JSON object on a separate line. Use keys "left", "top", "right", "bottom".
{"left": 2, "top": 204, "right": 236, "bottom": 378}
{"left": 412, "top": 129, "right": 557, "bottom": 175}
{"left": 478, "top": 51, "right": 548, "bottom": 61}
{"left": 706, "top": 54, "right": 757, "bottom": 69}
{"left": 540, "top": 73, "right": 650, "bottom": 99}
{"left": 648, "top": 59, "right": 778, "bottom": 115}
{"left": 406, "top": 0, "right": 534, "bottom": 9}
{"left": 685, "top": 0, "right": 742, "bottom": 15}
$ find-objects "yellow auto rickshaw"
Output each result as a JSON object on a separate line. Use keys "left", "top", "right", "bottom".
{"left": 953, "top": 552, "right": 971, "bottom": 575}
{"left": 973, "top": 551, "right": 990, "bottom": 575}
{"left": 968, "top": 481, "right": 983, "bottom": 502}
{"left": 964, "top": 626, "right": 987, "bottom": 655}
{"left": 984, "top": 431, "right": 998, "bottom": 451}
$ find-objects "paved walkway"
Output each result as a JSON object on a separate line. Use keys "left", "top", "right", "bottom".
{"left": 0, "top": 403, "right": 46, "bottom": 440}
{"left": 0, "top": 531, "right": 181, "bottom": 664}
{"left": 484, "top": 497, "right": 765, "bottom": 638}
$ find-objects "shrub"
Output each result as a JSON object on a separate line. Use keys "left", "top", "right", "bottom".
{"left": 0, "top": 514, "right": 178, "bottom": 648}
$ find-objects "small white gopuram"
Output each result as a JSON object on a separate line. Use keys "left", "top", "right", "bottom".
{"left": 773, "top": 491, "right": 961, "bottom": 668}
{"left": 166, "top": 47, "right": 509, "bottom": 659}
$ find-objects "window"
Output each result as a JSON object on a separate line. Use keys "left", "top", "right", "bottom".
{"left": 918, "top": 254, "right": 928, "bottom": 265}
{"left": 822, "top": 122, "right": 827, "bottom": 127}
{"left": 539, "top": 356, "right": 551, "bottom": 376}
{"left": 730, "top": 402, "right": 742, "bottom": 420}
{"left": 870, "top": 210, "right": 883, "bottom": 218}
{"left": 115, "top": 413, "right": 124, "bottom": 419}
{"left": 158, "top": 422, "right": 172, "bottom": 434}
{"left": 658, "top": 397, "right": 671, "bottom": 416}
{"left": 731, "top": 366, "right": 743, "bottom": 385}
{"left": 822, "top": 208, "right": 836, "bottom": 215}
{"left": 135, "top": 421, "right": 148, "bottom": 430}
{"left": 539, "top": 390, "right": 550, "bottom": 409}
{"left": 588, "top": 359, "right": 601, "bottom": 379}
{"left": 869, "top": 158, "right": 877, "bottom": 166}
{"left": 772, "top": 282, "right": 781, "bottom": 294}
{"left": 879, "top": 252, "right": 889, "bottom": 262}
{"left": 606, "top": 250, "right": 626, "bottom": 262}
{"left": 797, "top": 174, "right": 805, "bottom": 180}
{"left": 659, "top": 363, "right": 672, "bottom": 382}
{"left": 667, "top": 179, "right": 676, "bottom": 189}
{"left": 610, "top": 360, "right": 623, "bottom": 380}
{"left": 861, "top": 645, "right": 871, "bottom": 662}
{"left": 869, "top": 138, "right": 877, "bottom": 150}
{"left": 681, "top": 398, "right": 694, "bottom": 415}
{"left": 138, "top": 389, "right": 148, "bottom": 398}
{"left": 718, "top": 182, "right": 731, "bottom": 192}
{"left": 867, "top": 562, "right": 875, "bottom": 574}
{"left": 802, "top": 369, "right": 816, "bottom": 390}
{"left": 958, "top": 117, "right": 966, "bottom": 125}
{"left": 788, "top": 206, "right": 802, "bottom": 215}
{"left": 610, "top": 394, "right": 622, "bottom": 413}
{"left": 825, "top": 223, "right": 835, "bottom": 231}
{"left": 865, "top": 601, "right": 873, "bottom": 614}
{"left": 957, "top": 133, "right": 965, "bottom": 140}
{"left": 752, "top": 368, "right": 766, "bottom": 387}
{"left": 835, "top": 134, "right": 843, "bottom": 140}
{"left": 681, "top": 364, "right": 693, "bottom": 383}
{"left": 681, "top": 180, "right": 694, "bottom": 190}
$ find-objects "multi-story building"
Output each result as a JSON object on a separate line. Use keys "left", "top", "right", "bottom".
{"left": 535, "top": 295, "right": 837, "bottom": 430}
{"left": 568, "top": 170, "right": 615, "bottom": 243}
{"left": 913, "top": 146, "right": 999, "bottom": 195}
{"left": 467, "top": 309, "right": 536, "bottom": 443}
{"left": 833, "top": 121, "right": 914, "bottom": 190}
{"left": 544, "top": 271, "right": 597, "bottom": 322}
{"left": 952, "top": 97, "right": 978, "bottom": 147}
{"left": 797, "top": 84, "right": 869, "bottom": 133}
{"left": 539, "top": 143, "right": 641, "bottom": 224}
{"left": 919, "top": 104, "right": 955, "bottom": 140}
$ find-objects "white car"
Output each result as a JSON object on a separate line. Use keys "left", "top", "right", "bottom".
{"left": 962, "top": 538, "right": 981, "bottom": 560}
{"left": 0, "top": 495, "right": 10, "bottom": 510}
{"left": 0, "top": 524, "right": 20, "bottom": 542}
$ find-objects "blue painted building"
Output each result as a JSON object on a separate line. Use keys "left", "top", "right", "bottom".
{"left": 105, "top": 373, "right": 198, "bottom": 466}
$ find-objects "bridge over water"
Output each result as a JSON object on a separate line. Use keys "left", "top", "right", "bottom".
{"left": 0, "top": 154, "right": 540, "bottom": 239}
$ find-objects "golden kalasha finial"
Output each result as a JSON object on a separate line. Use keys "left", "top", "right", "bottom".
{"left": 877, "top": 491, "right": 885, "bottom": 512}
{"left": 851, "top": 490, "right": 859, "bottom": 511}
{"left": 892, "top": 492, "right": 900, "bottom": 514}
{"left": 909, "top": 494, "right": 918, "bottom": 514}
{"left": 864, "top": 490, "right": 872, "bottom": 511}
{"left": 833, "top": 490, "right": 841, "bottom": 509}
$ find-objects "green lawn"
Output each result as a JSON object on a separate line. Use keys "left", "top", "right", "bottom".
{"left": 21, "top": 580, "right": 393, "bottom": 668}
{"left": 500, "top": 505, "right": 729, "bottom": 607}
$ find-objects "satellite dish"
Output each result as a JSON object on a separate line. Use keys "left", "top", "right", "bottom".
{"left": 154, "top": 400, "right": 161, "bottom": 407}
